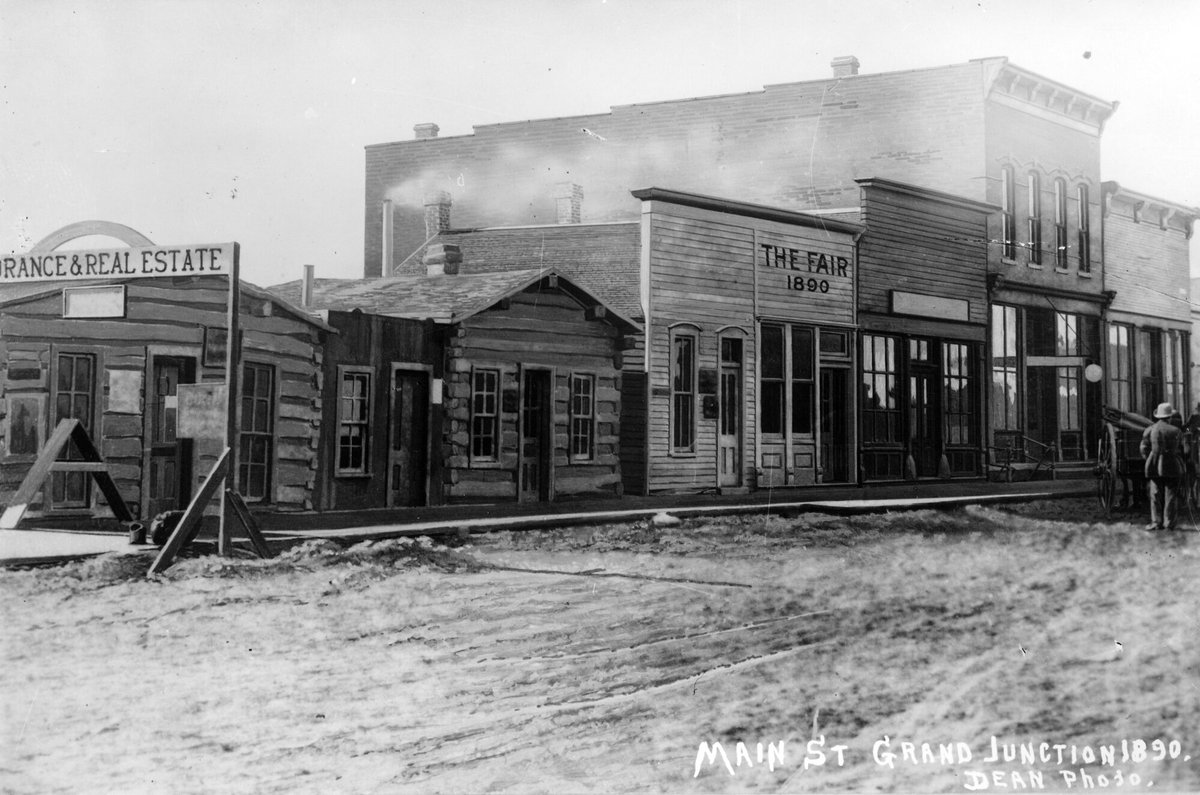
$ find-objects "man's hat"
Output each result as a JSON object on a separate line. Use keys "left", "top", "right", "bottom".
{"left": 1155, "top": 402, "right": 1176, "bottom": 419}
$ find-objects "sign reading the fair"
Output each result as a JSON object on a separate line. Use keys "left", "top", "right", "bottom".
{"left": 1, "top": 243, "right": 237, "bottom": 284}
{"left": 758, "top": 242, "right": 852, "bottom": 295}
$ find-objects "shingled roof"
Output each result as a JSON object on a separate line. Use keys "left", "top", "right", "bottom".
{"left": 269, "top": 267, "right": 639, "bottom": 330}
{"left": 397, "top": 221, "right": 642, "bottom": 320}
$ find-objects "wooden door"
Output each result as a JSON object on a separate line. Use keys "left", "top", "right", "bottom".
{"left": 718, "top": 338, "right": 743, "bottom": 487}
{"left": 147, "top": 356, "right": 195, "bottom": 517}
{"left": 520, "top": 370, "right": 552, "bottom": 502}
{"left": 908, "top": 368, "right": 940, "bottom": 477}
{"left": 389, "top": 369, "right": 429, "bottom": 507}
{"left": 819, "top": 367, "right": 850, "bottom": 483}
{"left": 50, "top": 352, "right": 96, "bottom": 509}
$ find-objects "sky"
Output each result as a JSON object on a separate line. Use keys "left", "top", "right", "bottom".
{"left": 2, "top": 0, "right": 1198, "bottom": 287}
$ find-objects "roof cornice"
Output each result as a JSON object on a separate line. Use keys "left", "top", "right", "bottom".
{"left": 985, "top": 61, "right": 1117, "bottom": 135}
{"left": 631, "top": 187, "right": 864, "bottom": 238}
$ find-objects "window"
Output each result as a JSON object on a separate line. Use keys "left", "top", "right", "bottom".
{"left": 1054, "top": 178, "right": 1068, "bottom": 269}
{"left": 1167, "top": 331, "right": 1185, "bottom": 411}
{"left": 1108, "top": 324, "right": 1133, "bottom": 411}
{"left": 943, "top": 342, "right": 975, "bottom": 446}
{"left": 1055, "top": 312, "right": 1080, "bottom": 356}
{"left": 671, "top": 331, "right": 697, "bottom": 451}
{"left": 861, "top": 334, "right": 900, "bottom": 444}
{"left": 5, "top": 394, "right": 44, "bottom": 458}
{"left": 240, "top": 362, "right": 275, "bottom": 502}
{"left": 760, "top": 325, "right": 785, "bottom": 435}
{"left": 1077, "top": 184, "right": 1091, "bottom": 273}
{"left": 791, "top": 327, "right": 814, "bottom": 435}
{"left": 336, "top": 368, "right": 372, "bottom": 474}
{"left": 569, "top": 373, "right": 595, "bottom": 460}
{"left": 720, "top": 337, "right": 743, "bottom": 438}
{"left": 1027, "top": 171, "right": 1042, "bottom": 265}
{"left": 51, "top": 352, "right": 96, "bottom": 507}
{"left": 991, "top": 305, "right": 1020, "bottom": 431}
{"left": 470, "top": 368, "right": 500, "bottom": 461}
{"left": 1001, "top": 166, "right": 1016, "bottom": 260}
{"left": 1142, "top": 329, "right": 1163, "bottom": 417}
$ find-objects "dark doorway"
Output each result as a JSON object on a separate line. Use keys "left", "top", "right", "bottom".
{"left": 389, "top": 368, "right": 429, "bottom": 507}
{"left": 820, "top": 367, "right": 851, "bottom": 483}
{"left": 147, "top": 356, "right": 195, "bottom": 518}
{"left": 908, "top": 368, "right": 941, "bottom": 477}
{"left": 520, "top": 369, "right": 553, "bottom": 502}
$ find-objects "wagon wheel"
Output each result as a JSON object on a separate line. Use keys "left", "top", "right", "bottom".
{"left": 1095, "top": 425, "right": 1117, "bottom": 514}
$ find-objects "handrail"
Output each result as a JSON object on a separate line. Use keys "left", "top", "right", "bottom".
{"left": 987, "top": 434, "right": 1058, "bottom": 482}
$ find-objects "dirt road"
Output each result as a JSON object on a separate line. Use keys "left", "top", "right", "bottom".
{"left": 2, "top": 499, "right": 1197, "bottom": 793}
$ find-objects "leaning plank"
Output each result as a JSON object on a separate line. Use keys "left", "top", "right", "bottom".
{"left": 147, "top": 448, "right": 230, "bottom": 575}
{"left": 225, "top": 489, "right": 273, "bottom": 559}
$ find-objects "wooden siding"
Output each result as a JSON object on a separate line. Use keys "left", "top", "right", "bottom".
{"left": 857, "top": 186, "right": 990, "bottom": 327}
{"left": 643, "top": 200, "right": 856, "bottom": 492}
{"left": 314, "top": 311, "right": 442, "bottom": 511}
{"left": 444, "top": 288, "right": 623, "bottom": 501}
{"left": 0, "top": 278, "right": 324, "bottom": 517}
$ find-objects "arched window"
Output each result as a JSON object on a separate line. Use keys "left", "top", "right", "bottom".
{"left": 1054, "top": 178, "right": 1068, "bottom": 269}
{"left": 1027, "top": 171, "right": 1042, "bottom": 265}
{"left": 1077, "top": 184, "right": 1091, "bottom": 272}
{"left": 1000, "top": 166, "right": 1016, "bottom": 260}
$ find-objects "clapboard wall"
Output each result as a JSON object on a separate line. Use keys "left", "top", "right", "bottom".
{"left": 0, "top": 277, "right": 325, "bottom": 518}
{"left": 637, "top": 190, "right": 859, "bottom": 492}
{"left": 313, "top": 310, "right": 443, "bottom": 511}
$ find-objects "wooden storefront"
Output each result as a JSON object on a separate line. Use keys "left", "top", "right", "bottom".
{"left": 629, "top": 188, "right": 862, "bottom": 494}
{"left": 1, "top": 235, "right": 330, "bottom": 521}
{"left": 854, "top": 178, "right": 992, "bottom": 481}
{"left": 270, "top": 264, "right": 637, "bottom": 505}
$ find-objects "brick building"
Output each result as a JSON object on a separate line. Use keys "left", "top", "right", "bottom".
{"left": 1101, "top": 183, "right": 1197, "bottom": 419}
{"left": 366, "top": 56, "right": 1116, "bottom": 476}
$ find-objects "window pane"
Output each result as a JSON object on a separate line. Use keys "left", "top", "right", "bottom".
{"left": 761, "top": 326, "right": 783, "bottom": 379}
{"left": 791, "top": 327, "right": 813, "bottom": 380}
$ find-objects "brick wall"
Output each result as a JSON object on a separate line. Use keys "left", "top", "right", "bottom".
{"left": 364, "top": 61, "right": 991, "bottom": 276}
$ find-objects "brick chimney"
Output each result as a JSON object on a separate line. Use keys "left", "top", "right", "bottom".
{"left": 555, "top": 182, "right": 584, "bottom": 224}
{"left": 831, "top": 56, "right": 860, "bottom": 78}
{"left": 424, "top": 190, "right": 452, "bottom": 240}
{"left": 423, "top": 243, "right": 462, "bottom": 276}
{"left": 414, "top": 122, "right": 440, "bottom": 140}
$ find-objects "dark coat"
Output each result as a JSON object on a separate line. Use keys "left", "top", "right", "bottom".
{"left": 1141, "top": 420, "right": 1186, "bottom": 480}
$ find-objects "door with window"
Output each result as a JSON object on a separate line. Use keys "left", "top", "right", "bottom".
{"left": 718, "top": 337, "right": 743, "bottom": 487}
{"left": 389, "top": 368, "right": 430, "bottom": 507}
{"left": 147, "top": 356, "right": 195, "bottom": 518}
{"left": 520, "top": 369, "right": 553, "bottom": 502}
{"left": 51, "top": 352, "right": 96, "bottom": 509}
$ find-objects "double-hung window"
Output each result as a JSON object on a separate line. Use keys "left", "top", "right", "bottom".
{"left": 671, "top": 331, "right": 697, "bottom": 452}
{"left": 470, "top": 368, "right": 500, "bottom": 462}
{"left": 1001, "top": 166, "right": 1016, "bottom": 260}
{"left": 1027, "top": 171, "right": 1042, "bottom": 265}
{"left": 336, "top": 367, "right": 371, "bottom": 475}
{"left": 1077, "top": 184, "right": 1091, "bottom": 273}
{"left": 240, "top": 362, "right": 275, "bottom": 502}
{"left": 569, "top": 373, "right": 595, "bottom": 461}
{"left": 1054, "top": 178, "right": 1068, "bottom": 269}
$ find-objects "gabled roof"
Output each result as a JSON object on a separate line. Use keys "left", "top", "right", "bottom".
{"left": 410, "top": 222, "right": 642, "bottom": 320}
{"left": 270, "top": 267, "right": 640, "bottom": 331}
{"left": 0, "top": 277, "right": 334, "bottom": 333}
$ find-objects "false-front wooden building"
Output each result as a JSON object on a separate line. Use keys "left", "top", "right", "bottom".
{"left": 270, "top": 263, "right": 638, "bottom": 506}
{"left": 0, "top": 239, "right": 330, "bottom": 521}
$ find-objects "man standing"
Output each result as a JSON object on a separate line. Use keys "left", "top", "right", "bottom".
{"left": 1140, "top": 402, "right": 1186, "bottom": 531}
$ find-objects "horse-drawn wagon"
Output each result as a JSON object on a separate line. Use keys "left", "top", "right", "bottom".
{"left": 1094, "top": 406, "right": 1200, "bottom": 514}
